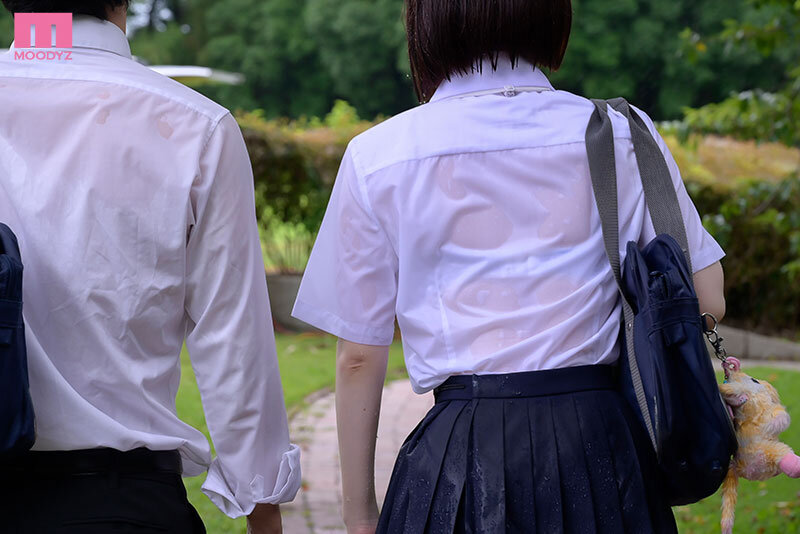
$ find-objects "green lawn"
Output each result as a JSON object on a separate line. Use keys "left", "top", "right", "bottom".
{"left": 177, "top": 339, "right": 800, "bottom": 533}
{"left": 176, "top": 332, "right": 407, "bottom": 533}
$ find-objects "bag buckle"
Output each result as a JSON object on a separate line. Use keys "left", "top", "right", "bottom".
{"left": 701, "top": 313, "right": 729, "bottom": 364}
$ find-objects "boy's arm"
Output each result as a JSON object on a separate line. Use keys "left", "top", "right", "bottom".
{"left": 184, "top": 113, "right": 301, "bottom": 521}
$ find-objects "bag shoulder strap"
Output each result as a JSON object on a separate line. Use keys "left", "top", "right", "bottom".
{"left": 585, "top": 100, "right": 624, "bottom": 292}
{"left": 586, "top": 99, "right": 656, "bottom": 450}
{"left": 585, "top": 98, "right": 695, "bottom": 452}
{"left": 586, "top": 98, "right": 695, "bottom": 287}
{"left": 605, "top": 98, "right": 693, "bottom": 273}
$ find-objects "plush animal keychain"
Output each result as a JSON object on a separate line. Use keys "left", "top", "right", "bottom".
{"left": 718, "top": 356, "right": 800, "bottom": 534}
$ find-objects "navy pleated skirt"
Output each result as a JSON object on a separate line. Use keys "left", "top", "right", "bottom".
{"left": 376, "top": 365, "right": 678, "bottom": 534}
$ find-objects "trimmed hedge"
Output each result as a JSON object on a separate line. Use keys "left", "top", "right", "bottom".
{"left": 690, "top": 177, "right": 799, "bottom": 338}
{"left": 238, "top": 105, "right": 800, "bottom": 337}
{"left": 237, "top": 101, "right": 372, "bottom": 232}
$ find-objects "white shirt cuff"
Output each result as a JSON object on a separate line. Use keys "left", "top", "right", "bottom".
{"left": 200, "top": 443, "right": 302, "bottom": 518}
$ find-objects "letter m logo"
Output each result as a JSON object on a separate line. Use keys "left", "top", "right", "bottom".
{"left": 14, "top": 13, "right": 73, "bottom": 48}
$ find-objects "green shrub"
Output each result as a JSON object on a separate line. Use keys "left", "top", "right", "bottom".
{"left": 255, "top": 200, "right": 315, "bottom": 275}
{"left": 677, "top": 86, "right": 800, "bottom": 148}
{"left": 663, "top": 134, "right": 799, "bottom": 188}
{"left": 237, "top": 101, "right": 374, "bottom": 232}
{"left": 691, "top": 176, "right": 800, "bottom": 337}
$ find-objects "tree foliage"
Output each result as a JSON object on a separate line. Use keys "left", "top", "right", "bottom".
{"left": 693, "top": 177, "right": 800, "bottom": 335}
{"left": 679, "top": 0, "right": 800, "bottom": 147}
{"left": 128, "top": 0, "right": 412, "bottom": 118}
{"left": 123, "top": 0, "right": 793, "bottom": 120}
{"left": 304, "top": 0, "right": 413, "bottom": 118}
{"left": 0, "top": 0, "right": 793, "bottom": 121}
{"left": 552, "top": 0, "right": 788, "bottom": 118}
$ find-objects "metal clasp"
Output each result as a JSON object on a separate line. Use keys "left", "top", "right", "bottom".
{"left": 701, "top": 313, "right": 728, "bottom": 362}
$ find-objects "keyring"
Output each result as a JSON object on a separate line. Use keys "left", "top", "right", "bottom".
{"left": 701, "top": 313, "right": 728, "bottom": 363}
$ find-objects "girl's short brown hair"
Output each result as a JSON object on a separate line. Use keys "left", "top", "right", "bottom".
{"left": 2, "top": 0, "right": 128, "bottom": 20}
{"left": 405, "top": 0, "right": 573, "bottom": 102}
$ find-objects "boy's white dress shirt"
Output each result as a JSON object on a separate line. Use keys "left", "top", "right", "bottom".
{"left": 0, "top": 15, "right": 300, "bottom": 517}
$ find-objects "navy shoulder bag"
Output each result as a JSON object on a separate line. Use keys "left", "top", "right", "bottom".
{"left": 585, "top": 99, "right": 737, "bottom": 505}
{"left": 0, "top": 223, "right": 35, "bottom": 455}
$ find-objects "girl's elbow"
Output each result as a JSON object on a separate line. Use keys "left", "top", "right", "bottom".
{"left": 336, "top": 340, "right": 389, "bottom": 376}
{"left": 337, "top": 349, "right": 372, "bottom": 374}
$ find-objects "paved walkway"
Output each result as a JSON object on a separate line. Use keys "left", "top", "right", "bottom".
{"left": 282, "top": 380, "right": 434, "bottom": 533}
{"left": 736, "top": 358, "right": 800, "bottom": 371}
{"left": 280, "top": 358, "right": 800, "bottom": 533}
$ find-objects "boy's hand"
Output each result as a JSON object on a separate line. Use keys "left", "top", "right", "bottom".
{"left": 246, "top": 503, "right": 282, "bottom": 534}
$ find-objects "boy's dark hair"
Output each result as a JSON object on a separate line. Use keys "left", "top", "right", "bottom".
{"left": 2, "top": 0, "right": 128, "bottom": 19}
{"left": 405, "top": 0, "right": 573, "bottom": 102}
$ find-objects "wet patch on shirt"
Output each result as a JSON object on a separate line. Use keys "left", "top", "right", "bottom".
{"left": 448, "top": 279, "right": 521, "bottom": 313}
{"left": 470, "top": 327, "right": 522, "bottom": 356}
{"left": 435, "top": 158, "right": 468, "bottom": 200}
{"left": 157, "top": 115, "right": 174, "bottom": 139}
{"left": 542, "top": 309, "right": 571, "bottom": 328}
{"left": 547, "top": 311, "right": 593, "bottom": 352}
{"left": 534, "top": 275, "right": 580, "bottom": 305}
{"left": 339, "top": 205, "right": 366, "bottom": 255}
{"left": 450, "top": 205, "right": 513, "bottom": 250}
{"left": 360, "top": 281, "right": 378, "bottom": 311}
{"left": 536, "top": 179, "right": 592, "bottom": 246}
{"left": 96, "top": 109, "right": 110, "bottom": 125}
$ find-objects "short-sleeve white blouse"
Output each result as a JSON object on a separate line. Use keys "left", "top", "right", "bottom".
{"left": 292, "top": 58, "right": 725, "bottom": 393}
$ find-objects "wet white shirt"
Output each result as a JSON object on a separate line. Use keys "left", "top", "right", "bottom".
{"left": 293, "top": 57, "right": 724, "bottom": 393}
{"left": 0, "top": 16, "right": 300, "bottom": 517}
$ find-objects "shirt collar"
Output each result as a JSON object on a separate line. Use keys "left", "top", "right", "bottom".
{"left": 9, "top": 15, "right": 132, "bottom": 59}
{"left": 429, "top": 56, "right": 555, "bottom": 102}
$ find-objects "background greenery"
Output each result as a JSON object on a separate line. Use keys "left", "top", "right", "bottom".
{"left": 127, "top": 0, "right": 800, "bottom": 122}
{"left": 1, "top": 0, "right": 795, "bottom": 121}
{"left": 677, "top": 0, "right": 800, "bottom": 148}
{"left": 2, "top": 0, "right": 799, "bottom": 531}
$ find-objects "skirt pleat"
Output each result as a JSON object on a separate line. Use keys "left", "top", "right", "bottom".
{"left": 502, "top": 399, "right": 536, "bottom": 532}
{"left": 529, "top": 397, "right": 563, "bottom": 533}
{"left": 552, "top": 395, "right": 596, "bottom": 532}
{"left": 376, "top": 387, "right": 678, "bottom": 534}
{"left": 594, "top": 393, "right": 656, "bottom": 533}
{"left": 467, "top": 399, "right": 507, "bottom": 533}
{"left": 427, "top": 402, "right": 474, "bottom": 532}
{"left": 575, "top": 396, "right": 626, "bottom": 533}
{"left": 600, "top": 395, "right": 679, "bottom": 531}
{"left": 403, "top": 404, "right": 462, "bottom": 528}
{"left": 381, "top": 402, "right": 453, "bottom": 533}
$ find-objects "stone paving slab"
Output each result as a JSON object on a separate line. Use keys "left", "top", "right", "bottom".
{"left": 282, "top": 380, "right": 434, "bottom": 533}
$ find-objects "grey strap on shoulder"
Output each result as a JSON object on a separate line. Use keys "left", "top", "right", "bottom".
{"left": 605, "top": 97, "right": 694, "bottom": 274}
{"left": 585, "top": 97, "right": 695, "bottom": 453}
